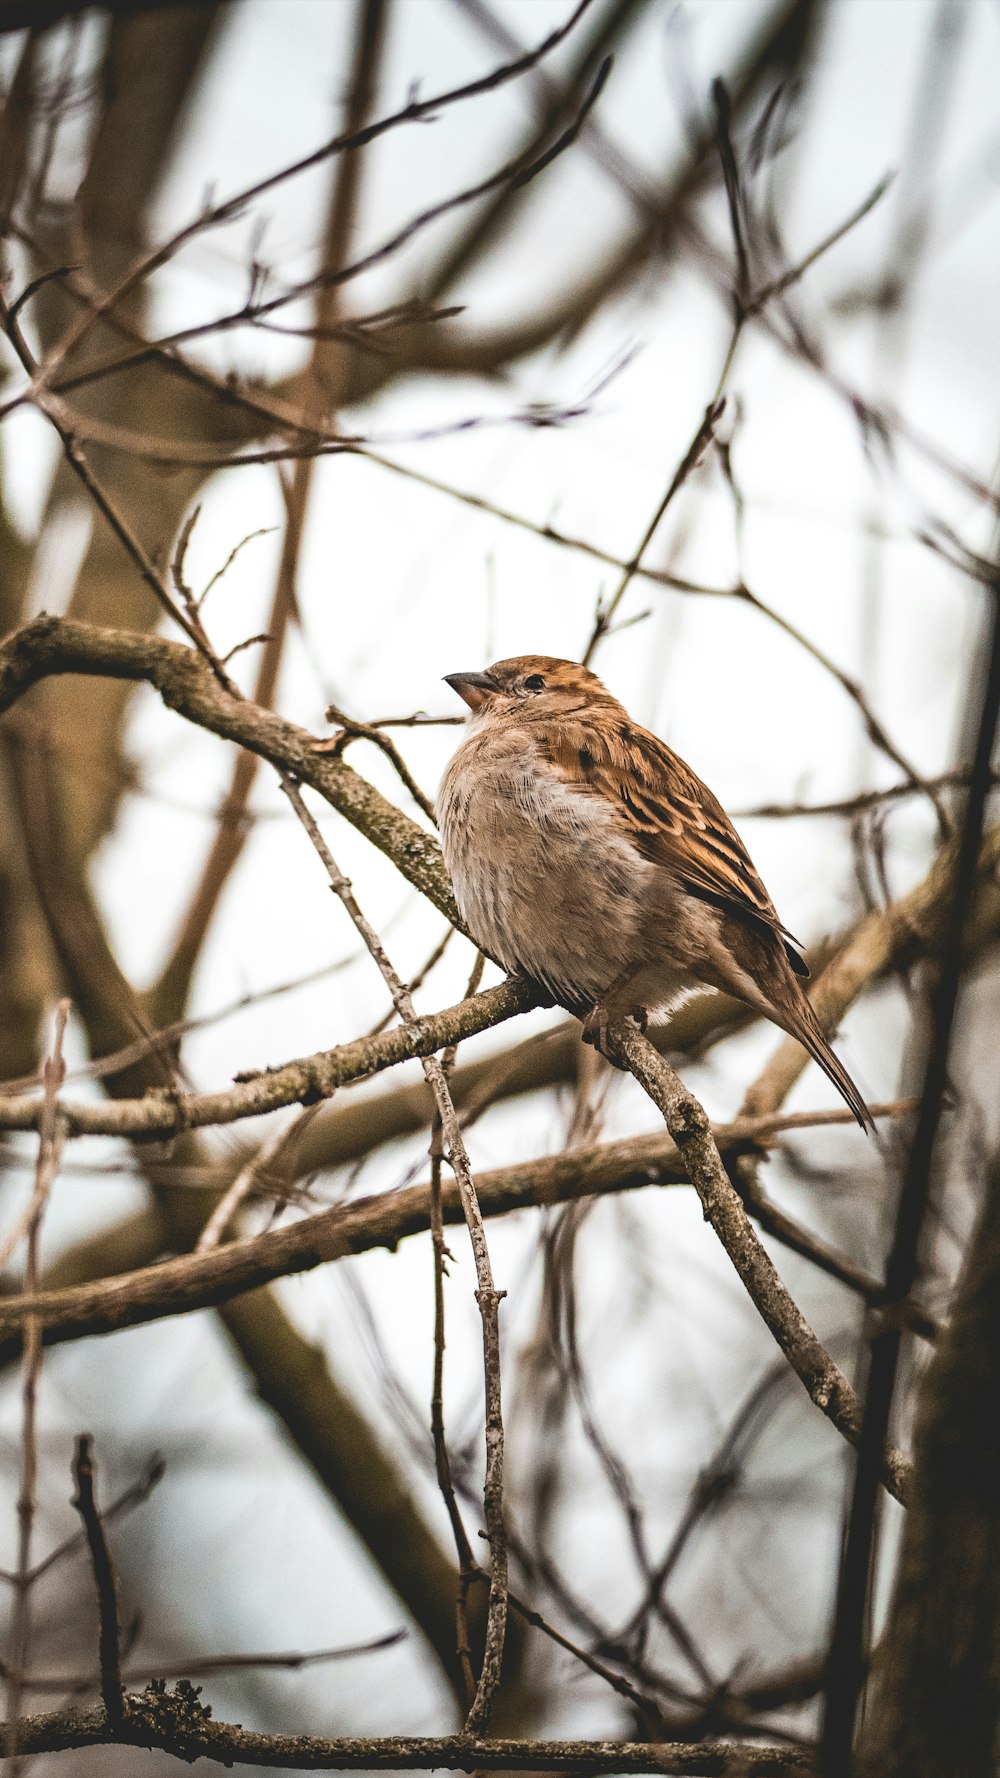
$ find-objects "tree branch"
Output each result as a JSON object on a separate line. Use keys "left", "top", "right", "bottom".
{"left": 0, "top": 1104, "right": 905, "bottom": 1364}
{"left": 277, "top": 780, "right": 510, "bottom": 1731}
{"left": 70, "top": 1435, "right": 125, "bottom": 1730}
{"left": 603, "top": 1022, "right": 911, "bottom": 1505}
{"left": 0, "top": 614, "right": 458, "bottom": 921}
{"left": 0, "top": 975, "right": 541, "bottom": 1138}
{"left": 0, "top": 1703, "right": 816, "bottom": 1773}
{"left": 4, "top": 743, "right": 494, "bottom": 1704}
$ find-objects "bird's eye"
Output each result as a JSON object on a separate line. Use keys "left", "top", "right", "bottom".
{"left": 524, "top": 674, "right": 545, "bottom": 693}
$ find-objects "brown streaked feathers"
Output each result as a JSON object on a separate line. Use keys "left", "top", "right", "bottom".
{"left": 537, "top": 709, "right": 810, "bottom": 975}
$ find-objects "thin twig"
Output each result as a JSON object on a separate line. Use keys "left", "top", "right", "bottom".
{"left": 613, "top": 1358, "right": 793, "bottom": 1651}
{"left": 315, "top": 707, "right": 437, "bottom": 823}
{"left": 428, "top": 951, "right": 485, "bottom": 1707}
{"left": 70, "top": 1436, "right": 126, "bottom": 1730}
{"left": 362, "top": 924, "right": 456, "bottom": 1039}
{"left": 4, "top": 999, "right": 69, "bottom": 1768}
{"left": 582, "top": 400, "right": 723, "bottom": 665}
{"left": 9, "top": 1630, "right": 406, "bottom": 1691}
{"left": 198, "top": 527, "right": 277, "bottom": 612}
{"left": 734, "top": 769, "right": 988, "bottom": 820}
{"left": 1, "top": 1457, "right": 166, "bottom": 1590}
{"left": 0, "top": 1031, "right": 71, "bottom": 1275}
{"left": 472, "top": 1568, "right": 671, "bottom": 1736}
{"left": 712, "top": 80, "right": 750, "bottom": 307}
{"left": 731, "top": 581, "right": 951, "bottom": 832}
{"left": 196, "top": 1106, "right": 324, "bottom": 1253}
{"left": 744, "top": 174, "right": 893, "bottom": 317}
{"left": 276, "top": 783, "right": 508, "bottom": 1731}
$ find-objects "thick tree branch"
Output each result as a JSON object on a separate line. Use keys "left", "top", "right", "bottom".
{"left": 0, "top": 976, "right": 541, "bottom": 1138}
{"left": 0, "top": 1702, "right": 815, "bottom": 1773}
{"left": 0, "top": 1104, "right": 905, "bottom": 1359}
{"left": 0, "top": 614, "right": 457, "bottom": 919}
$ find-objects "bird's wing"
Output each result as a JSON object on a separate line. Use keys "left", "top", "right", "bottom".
{"left": 541, "top": 712, "right": 809, "bottom": 973}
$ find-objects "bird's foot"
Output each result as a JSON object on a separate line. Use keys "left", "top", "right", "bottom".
{"left": 581, "top": 1002, "right": 610, "bottom": 1055}
{"left": 582, "top": 1001, "right": 648, "bottom": 1064}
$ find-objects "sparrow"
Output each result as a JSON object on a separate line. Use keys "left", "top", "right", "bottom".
{"left": 437, "top": 655, "right": 871, "bottom": 1132}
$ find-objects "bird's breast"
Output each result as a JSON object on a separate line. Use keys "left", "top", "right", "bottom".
{"left": 437, "top": 730, "right": 651, "bottom": 1006}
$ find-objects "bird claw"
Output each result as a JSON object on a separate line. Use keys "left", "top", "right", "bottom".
{"left": 582, "top": 1001, "right": 648, "bottom": 1064}
{"left": 581, "top": 1004, "right": 610, "bottom": 1055}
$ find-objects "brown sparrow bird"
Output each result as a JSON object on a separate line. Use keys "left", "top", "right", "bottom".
{"left": 438, "top": 655, "right": 871, "bottom": 1131}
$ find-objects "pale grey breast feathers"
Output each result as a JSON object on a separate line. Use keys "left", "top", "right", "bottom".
{"left": 437, "top": 719, "right": 653, "bottom": 1013}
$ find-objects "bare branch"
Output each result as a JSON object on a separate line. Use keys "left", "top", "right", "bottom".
{"left": 3, "top": 0, "right": 598, "bottom": 416}
{"left": 603, "top": 1021, "right": 911, "bottom": 1505}
{"left": 315, "top": 705, "right": 437, "bottom": 823}
{"left": 0, "top": 1704, "right": 819, "bottom": 1772}
{"left": 13, "top": 1456, "right": 165, "bottom": 1590}
{"left": 70, "top": 1435, "right": 126, "bottom": 1730}
{"left": 0, "top": 1099, "right": 904, "bottom": 1358}
{"left": 16, "top": 1631, "right": 407, "bottom": 1691}
{"left": 0, "top": 615, "right": 460, "bottom": 924}
{"left": 582, "top": 399, "right": 723, "bottom": 665}
{"left": 278, "top": 781, "right": 508, "bottom": 1732}
{"left": 195, "top": 1106, "right": 324, "bottom": 1254}
{"left": 4, "top": 999, "right": 69, "bottom": 1767}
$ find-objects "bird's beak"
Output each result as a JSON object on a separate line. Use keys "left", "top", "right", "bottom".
{"left": 443, "top": 670, "right": 497, "bottom": 711}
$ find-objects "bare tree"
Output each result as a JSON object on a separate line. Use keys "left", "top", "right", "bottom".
{"left": 0, "top": 1, "right": 998, "bottom": 1772}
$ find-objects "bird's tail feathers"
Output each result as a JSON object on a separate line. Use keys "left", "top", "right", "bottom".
{"left": 787, "top": 999, "right": 874, "bottom": 1135}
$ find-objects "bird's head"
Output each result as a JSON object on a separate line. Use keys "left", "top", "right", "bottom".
{"left": 443, "top": 655, "right": 613, "bottom": 719}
